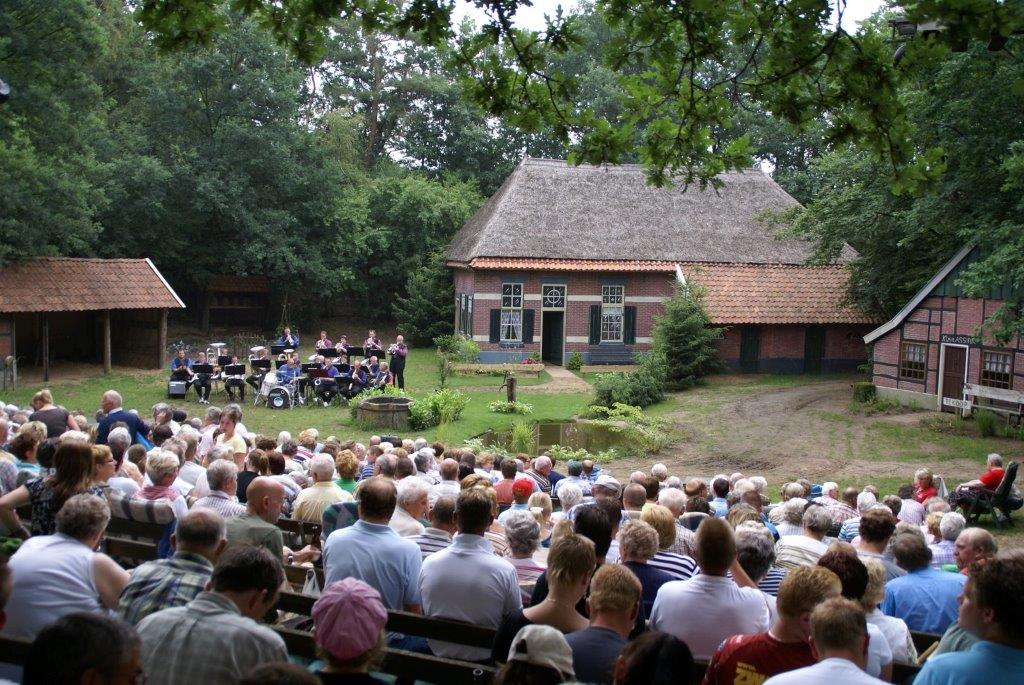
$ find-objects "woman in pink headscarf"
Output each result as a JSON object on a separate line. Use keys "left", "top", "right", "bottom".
{"left": 312, "top": 578, "right": 389, "bottom": 684}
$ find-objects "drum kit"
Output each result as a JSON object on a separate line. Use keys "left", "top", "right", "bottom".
{"left": 256, "top": 346, "right": 301, "bottom": 409}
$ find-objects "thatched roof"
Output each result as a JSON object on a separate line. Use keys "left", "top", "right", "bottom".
{"left": 0, "top": 258, "right": 185, "bottom": 313}
{"left": 448, "top": 158, "right": 856, "bottom": 265}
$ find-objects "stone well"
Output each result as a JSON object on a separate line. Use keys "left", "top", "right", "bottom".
{"left": 356, "top": 395, "right": 413, "bottom": 430}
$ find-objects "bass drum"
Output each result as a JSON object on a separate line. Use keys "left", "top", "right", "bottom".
{"left": 267, "top": 386, "right": 293, "bottom": 410}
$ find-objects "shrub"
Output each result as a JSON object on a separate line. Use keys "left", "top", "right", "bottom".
{"left": 566, "top": 351, "right": 584, "bottom": 371}
{"left": 585, "top": 403, "right": 673, "bottom": 455}
{"left": 508, "top": 420, "right": 535, "bottom": 454}
{"left": 852, "top": 382, "right": 877, "bottom": 403}
{"left": 975, "top": 409, "right": 999, "bottom": 437}
{"left": 488, "top": 400, "right": 533, "bottom": 415}
{"left": 408, "top": 388, "right": 470, "bottom": 429}
{"left": 434, "top": 335, "right": 479, "bottom": 363}
{"left": 592, "top": 366, "right": 665, "bottom": 409}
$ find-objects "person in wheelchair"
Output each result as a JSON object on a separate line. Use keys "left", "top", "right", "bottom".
{"left": 313, "top": 356, "right": 341, "bottom": 405}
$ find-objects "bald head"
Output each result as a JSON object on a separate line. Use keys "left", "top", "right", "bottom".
{"left": 173, "top": 509, "right": 227, "bottom": 561}
{"left": 439, "top": 458, "right": 459, "bottom": 481}
{"left": 246, "top": 476, "right": 286, "bottom": 523}
{"left": 623, "top": 484, "right": 648, "bottom": 510}
{"left": 954, "top": 527, "right": 998, "bottom": 570}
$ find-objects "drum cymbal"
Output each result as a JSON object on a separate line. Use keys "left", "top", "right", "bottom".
{"left": 250, "top": 346, "right": 265, "bottom": 352}
{"left": 210, "top": 342, "right": 226, "bottom": 348}
{"left": 283, "top": 348, "right": 294, "bottom": 354}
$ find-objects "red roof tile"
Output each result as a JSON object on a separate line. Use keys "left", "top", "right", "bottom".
{"left": 681, "top": 263, "right": 878, "bottom": 325}
{"left": 463, "top": 258, "right": 678, "bottom": 272}
{"left": 0, "top": 258, "right": 185, "bottom": 313}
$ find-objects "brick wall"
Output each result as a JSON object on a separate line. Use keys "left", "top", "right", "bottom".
{"left": 0, "top": 316, "right": 12, "bottom": 358}
{"left": 871, "top": 295, "right": 1024, "bottom": 399}
{"left": 718, "top": 323, "right": 870, "bottom": 373}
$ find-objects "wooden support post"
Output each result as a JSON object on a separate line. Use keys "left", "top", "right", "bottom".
{"left": 42, "top": 315, "right": 49, "bottom": 383}
{"left": 157, "top": 308, "right": 167, "bottom": 370}
{"left": 102, "top": 309, "right": 112, "bottom": 373}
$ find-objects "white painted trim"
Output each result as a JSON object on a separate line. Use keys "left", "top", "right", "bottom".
{"left": 625, "top": 296, "right": 667, "bottom": 303}
{"left": 635, "top": 337, "right": 653, "bottom": 344}
{"left": 937, "top": 343, "right": 970, "bottom": 416}
{"left": 567, "top": 295, "right": 602, "bottom": 302}
{"left": 146, "top": 258, "right": 186, "bottom": 308}
{"left": 474, "top": 293, "right": 500, "bottom": 301}
{"left": 566, "top": 336, "right": 590, "bottom": 343}
{"left": 864, "top": 244, "right": 973, "bottom": 344}
{"left": 471, "top": 335, "right": 490, "bottom": 343}
{"left": 676, "top": 263, "right": 687, "bottom": 288}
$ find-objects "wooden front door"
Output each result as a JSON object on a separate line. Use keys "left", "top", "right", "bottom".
{"left": 804, "top": 326, "right": 825, "bottom": 374}
{"left": 740, "top": 326, "right": 760, "bottom": 374}
{"left": 941, "top": 346, "right": 967, "bottom": 413}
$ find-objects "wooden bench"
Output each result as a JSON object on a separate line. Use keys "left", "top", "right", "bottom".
{"left": 104, "top": 536, "right": 159, "bottom": 563}
{"left": 106, "top": 517, "right": 168, "bottom": 542}
{"left": 965, "top": 383, "right": 1024, "bottom": 422}
{"left": 688, "top": 656, "right": 919, "bottom": 684}
{"left": 587, "top": 346, "right": 635, "bottom": 365}
{"left": 275, "top": 626, "right": 496, "bottom": 684}
{"left": 276, "top": 518, "right": 323, "bottom": 545}
{"left": 910, "top": 630, "right": 942, "bottom": 655}
{"left": 275, "top": 591, "right": 498, "bottom": 649}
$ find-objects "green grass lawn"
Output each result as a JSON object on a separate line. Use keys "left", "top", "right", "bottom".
{"left": 2, "top": 349, "right": 584, "bottom": 445}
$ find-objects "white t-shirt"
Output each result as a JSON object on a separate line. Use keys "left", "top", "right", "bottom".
{"left": 866, "top": 621, "right": 893, "bottom": 677}
{"left": 649, "top": 574, "right": 771, "bottom": 660}
{"left": 775, "top": 534, "right": 829, "bottom": 568}
{"left": 764, "top": 658, "right": 887, "bottom": 685}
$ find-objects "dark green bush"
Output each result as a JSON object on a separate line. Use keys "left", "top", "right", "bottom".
{"left": 975, "top": 409, "right": 999, "bottom": 437}
{"left": 852, "top": 382, "right": 877, "bottom": 403}
{"left": 592, "top": 367, "right": 665, "bottom": 409}
{"left": 566, "top": 352, "right": 584, "bottom": 371}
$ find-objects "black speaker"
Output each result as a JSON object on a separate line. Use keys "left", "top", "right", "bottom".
{"left": 167, "top": 380, "right": 187, "bottom": 399}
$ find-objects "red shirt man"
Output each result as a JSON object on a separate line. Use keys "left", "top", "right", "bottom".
{"left": 703, "top": 566, "right": 842, "bottom": 685}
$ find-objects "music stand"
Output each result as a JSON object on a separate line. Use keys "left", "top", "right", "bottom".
{"left": 224, "top": 364, "right": 246, "bottom": 376}
{"left": 217, "top": 355, "right": 232, "bottom": 367}
{"left": 321, "top": 348, "right": 340, "bottom": 359}
{"left": 301, "top": 363, "right": 318, "bottom": 374}
{"left": 270, "top": 345, "right": 288, "bottom": 356}
{"left": 333, "top": 363, "right": 351, "bottom": 375}
{"left": 251, "top": 359, "right": 271, "bottom": 372}
{"left": 192, "top": 364, "right": 214, "bottom": 375}
{"left": 307, "top": 368, "right": 329, "bottom": 379}
{"left": 348, "top": 346, "right": 365, "bottom": 358}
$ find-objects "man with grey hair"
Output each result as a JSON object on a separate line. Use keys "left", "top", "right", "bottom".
{"left": 524, "top": 455, "right": 552, "bottom": 494}
{"left": 5, "top": 494, "right": 130, "bottom": 638}
{"left": 769, "top": 482, "right": 808, "bottom": 524}
{"left": 409, "top": 496, "right": 457, "bottom": 559}
{"left": 390, "top": 477, "right": 429, "bottom": 537}
{"left": 775, "top": 505, "right": 832, "bottom": 569}
{"left": 430, "top": 458, "right": 461, "bottom": 506}
{"left": 192, "top": 461, "right": 247, "bottom": 519}
{"left": 928, "top": 511, "right": 965, "bottom": 568}
{"left": 118, "top": 509, "right": 227, "bottom": 624}
{"left": 293, "top": 454, "right": 349, "bottom": 523}
{"left": 651, "top": 463, "right": 669, "bottom": 483}
{"left": 735, "top": 522, "right": 783, "bottom": 609}
{"left": 97, "top": 389, "right": 149, "bottom": 445}
{"left": 375, "top": 453, "right": 398, "bottom": 479}
{"left": 189, "top": 443, "right": 234, "bottom": 500}
{"left": 657, "top": 487, "right": 696, "bottom": 557}
{"left": 196, "top": 405, "right": 222, "bottom": 461}
{"left": 816, "top": 481, "right": 841, "bottom": 506}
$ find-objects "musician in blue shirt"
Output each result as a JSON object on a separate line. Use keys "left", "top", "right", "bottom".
{"left": 368, "top": 355, "right": 381, "bottom": 377}
{"left": 313, "top": 356, "right": 341, "bottom": 405}
{"left": 277, "top": 327, "right": 300, "bottom": 348}
{"left": 170, "top": 349, "right": 193, "bottom": 376}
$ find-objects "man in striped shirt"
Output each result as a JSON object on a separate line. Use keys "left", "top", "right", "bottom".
{"left": 409, "top": 496, "right": 457, "bottom": 559}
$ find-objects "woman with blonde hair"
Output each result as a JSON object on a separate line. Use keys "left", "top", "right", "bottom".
{"left": 28, "top": 389, "right": 76, "bottom": 438}
{"left": 91, "top": 444, "right": 118, "bottom": 489}
{"left": 642, "top": 503, "right": 698, "bottom": 580}
{"left": 528, "top": 491, "right": 554, "bottom": 547}
{"left": 0, "top": 441, "right": 104, "bottom": 536}
{"left": 913, "top": 467, "right": 937, "bottom": 503}
{"left": 861, "top": 558, "right": 917, "bottom": 664}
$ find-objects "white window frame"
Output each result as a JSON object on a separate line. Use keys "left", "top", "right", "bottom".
{"left": 601, "top": 285, "right": 625, "bottom": 343}
{"left": 542, "top": 284, "right": 566, "bottom": 310}
{"left": 458, "top": 294, "right": 473, "bottom": 337}
{"left": 501, "top": 284, "right": 523, "bottom": 343}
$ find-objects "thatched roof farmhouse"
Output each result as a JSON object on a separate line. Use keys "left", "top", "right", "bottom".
{"left": 446, "top": 158, "right": 876, "bottom": 371}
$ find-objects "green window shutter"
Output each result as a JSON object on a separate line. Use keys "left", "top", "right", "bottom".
{"left": 489, "top": 309, "right": 501, "bottom": 344}
{"left": 624, "top": 306, "right": 637, "bottom": 344}
{"left": 589, "top": 305, "right": 601, "bottom": 345}
{"left": 522, "top": 309, "right": 535, "bottom": 344}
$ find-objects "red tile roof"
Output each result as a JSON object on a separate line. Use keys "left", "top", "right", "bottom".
{"left": 681, "top": 263, "right": 878, "bottom": 325}
{"left": 0, "top": 258, "right": 185, "bottom": 313}
{"left": 454, "top": 257, "right": 876, "bottom": 324}
{"left": 464, "top": 258, "right": 677, "bottom": 272}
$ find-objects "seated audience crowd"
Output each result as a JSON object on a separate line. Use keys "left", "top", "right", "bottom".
{"left": 0, "top": 390, "right": 1019, "bottom": 685}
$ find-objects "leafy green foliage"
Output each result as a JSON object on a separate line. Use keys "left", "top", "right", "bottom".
{"left": 591, "top": 367, "right": 665, "bottom": 409}
{"left": 566, "top": 352, "right": 584, "bottom": 372}
{"left": 508, "top": 420, "right": 535, "bottom": 455}
{"left": 488, "top": 401, "right": 533, "bottom": 415}
{"left": 584, "top": 403, "right": 672, "bottom": 455}
{"left": 650, "top": 283, "right": 722, "bottom": 391}
{"left": 852, "top": 383, "right": 877, "bottom": 403}
{"left": 393, "top": 251, "right": 455, "bottom": 346}
{"left": 408, "top": 388, "right": 470, "bottom": 429}
{"left": 975, "top": 409, "right": 999, "bottom": 438}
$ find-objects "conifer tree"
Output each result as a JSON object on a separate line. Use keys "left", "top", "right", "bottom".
{"left": 651, "top": 281, "right": 723, "bottom": 390}
{"left": 392, "top": 250, "right": 454, "bottom": 346}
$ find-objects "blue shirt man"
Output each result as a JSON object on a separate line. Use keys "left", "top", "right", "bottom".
{"left": 882, "top": 541, "right": 967, "bottom": 634}
{"left": 277, "top": 363, "right": 301, "bottom": 383}
{"left": 96, "top": 391, "right": 151, "bottom": 445}
{"left": 277, "top": 328, "right": 300, "bottom": 347}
